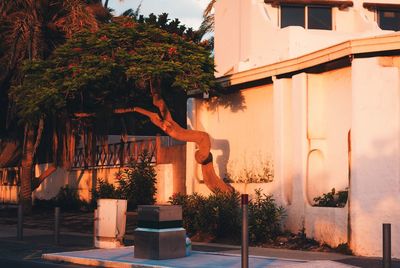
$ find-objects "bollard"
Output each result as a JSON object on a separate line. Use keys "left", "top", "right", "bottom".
{"left": 17, "top": 203, "right": 23, "bottom": 240}
{"left": 241, "top": 194, "right": 249, "bottom": 268}
{"left": 383, "top": 223, "right": 391, "bottom": 268}
{"left": 94, "top": 209, "right": 98, "bottom": 246}
{"left": 54, "top": 207, "right": 60, "bottom": 244}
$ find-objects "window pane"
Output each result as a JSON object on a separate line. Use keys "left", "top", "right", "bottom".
{"left": 308, "top": 6, "right": 332, "bottom": 30}
{"left": 281, "top": 5, "right": 305, "bottom": 28}
{"left": 379, "top": 9, "right": 400, "bottom": 31}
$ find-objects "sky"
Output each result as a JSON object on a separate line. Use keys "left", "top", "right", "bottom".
{"left": 108, "top": 0, "right": 209, "bottom": 30}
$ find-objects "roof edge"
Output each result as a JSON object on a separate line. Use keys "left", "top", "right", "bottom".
{"left": 215, "top": 33, "right": 400, "bottom": 89}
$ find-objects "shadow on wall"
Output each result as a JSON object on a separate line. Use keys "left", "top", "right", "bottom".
{"left": 190, "top": 91, "right": 247, "bottom": 178}
{"left": 206, "top": 91, "right": 247, "bottom": 113}
{"left": 189, "top": 116, "right": 231, "bottom": 179}
{"left": 347, "top": 133, "right": 400, "bottom": 256}
{"left": 211, "top": 137, "right": 230, "bottom": 179}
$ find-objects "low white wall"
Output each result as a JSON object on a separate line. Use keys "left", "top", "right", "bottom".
{"left": 33, "top": 163, "right": 175, "bottom": 205}
{"left": 0, "top": 186, "right": 19, "bottom": 204}
{"left": 304, "top": 205, "right": 348, "bottom": 247}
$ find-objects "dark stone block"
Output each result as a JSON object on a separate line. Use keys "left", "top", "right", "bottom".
{"left": 134, "top": 229, "right": 186, "bottom": 260}
{"left": 137, "top": 205, "right": 182, "bottom": 222}
{"left": 135, "top": 205, "right": 186, "bottom": 260}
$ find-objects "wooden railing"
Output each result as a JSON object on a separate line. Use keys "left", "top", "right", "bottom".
{"left": 73, "top": 139, "right": 157, "bottom": 169}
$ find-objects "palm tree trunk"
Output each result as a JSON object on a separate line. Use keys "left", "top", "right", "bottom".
{"left": 20, "top": 125, "right": 35, "bottom": 212}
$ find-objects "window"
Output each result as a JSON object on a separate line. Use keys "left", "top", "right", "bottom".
{"left": 308, "top": 6, "right": 332, "bottom": 30}
{"left": 378, "top": 9, "right": 400, "bottom": 31}
{"left": 281, "top": 5, "right": 305, "bottom": 28}
{"left": 280, "top": 5, "right": 332, "bottom": 30}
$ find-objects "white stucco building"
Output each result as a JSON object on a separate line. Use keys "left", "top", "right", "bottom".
{"left": 186, "top": 0, "right": 400, "bottom": 257}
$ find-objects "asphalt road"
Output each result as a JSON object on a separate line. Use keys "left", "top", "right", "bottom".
{"left": 0, "top": 258, "right": 93, "bottom": 268}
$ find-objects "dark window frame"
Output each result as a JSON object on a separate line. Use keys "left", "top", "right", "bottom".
{"left": 281, "top": 4, "right": 306, "bottom": 28}
{"left": 280, "top": 4, "right": 333, "bottom": 30}
{"left": 377, "top": 8, "right": 400, "bottom": 31}
{"left": 308, "top": 5, "right": 332, "bottom": 30}
{"left": 363, "top": 3, "right": 400, "bottom": 31}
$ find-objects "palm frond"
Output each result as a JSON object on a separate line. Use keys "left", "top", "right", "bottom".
{"left": 204, "top": 0, "right": 216, "bottom": 18}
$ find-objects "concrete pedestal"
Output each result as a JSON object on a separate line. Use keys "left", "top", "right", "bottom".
{"left": 94, "top": 199, "right": 127, "bottom": 249}
{"left": 134, "top": 205, "right": 186, "bottom": 260}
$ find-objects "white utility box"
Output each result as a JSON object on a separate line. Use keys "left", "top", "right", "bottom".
{"left": 94, "top": 199, "right": 127, "bottom": 248}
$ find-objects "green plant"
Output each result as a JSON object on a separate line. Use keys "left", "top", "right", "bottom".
{"left": 313, "top": 188, "right": 348, "bottom": 207}
{"left": 225, "top": 157, "right": 274, "bottom": 184}
{"left": 248, "top": 189, "right": 286, "bottom": 244}
{"left": 54, "top": 185, "right": 85, "bottom": 211}
{"left": 116, "top": 150, "right": 157, "bottom": 210}
{"left": 92, "top": 178, "right": 119, "bottom": 204}
{"left": 170, "top": 191, "right": 241, "bottom": 240}
{"left": 170, "top": 189, "right": 285, "bottom": 244}
{"left": 208, "top": 190, "right": 241, "bottom": 239}
{"left": 335, "top": 243, "right": 353, "bottom": 255}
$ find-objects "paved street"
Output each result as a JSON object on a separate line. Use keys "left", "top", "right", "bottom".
{"left": 0, "top": 209, "right": 399, "bottom": 267}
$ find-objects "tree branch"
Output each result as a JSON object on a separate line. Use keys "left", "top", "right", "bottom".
{"left": 74, "top": 112, "right": 95, "bottom": 118}
{"left": 32, "top": 164, "right": 57, "bottom": 191}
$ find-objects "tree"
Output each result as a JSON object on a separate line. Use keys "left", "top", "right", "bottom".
{"left": 0, "top": 0, "right": 109, "bottom": 211}
{"left": 11, "top": 17, "right": 232, "bottom": 194}
{"left": 199, "top": 0, "right": 216, "bottom": 36}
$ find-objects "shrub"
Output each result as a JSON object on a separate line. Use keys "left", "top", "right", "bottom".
{"left": 54, "top": 185, "right": 85, "bottom": 211}
{"left": 171, "top": 192, "right": 210, "bottom": 237}
{"left": 249, "top": 189, "right": 286, "bottom": 244}
{"left": 91, "top": 178, "right": 119, "bottom": 206}
{"left": 33, "top": 198, "right": 56, "bottom": 210}
{"left": 208, "top": 190, "right": 241, "bottom": 239}
{"left": 170, "top": 189, "right": 285, "bottom": 244}
{"left": 92, "top": 151, "right": 157, "bottom": 210}
{"left": 313, "top": 188, "right": 348, "bottom": 207}
{"left": 118, "top": 151, "right": 157, "bottom": 210}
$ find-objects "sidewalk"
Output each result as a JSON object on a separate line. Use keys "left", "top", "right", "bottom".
{"left": 0, "top": 225, "right": 398, "bottom": 268}
{"left": 43, "top": 246, "right": 354, "bottom": 268}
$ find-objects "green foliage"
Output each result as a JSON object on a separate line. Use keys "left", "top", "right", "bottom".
{"left": 92, "top": 178, "right": 119, "bottom": 201}
{"left": 169, "top": 191, "right": 241, "bottom": 239}
{"left": 10, "top": 17, "right": 216, "bottom": 124}
{"left": 225, "top": 158, "right": 274, "bottom": 184}
{"left": 93, "top": 151, "right": 157, "bottom": 210}
{"left": 313, "top": 188, "right": 348, "bottom": 207}
{"left": 54, "top": 185, "right": 84, "bottom": 211}
{"left": 248, "top": 189, "right": 286, "bottom": 244}
{"left": 335, "top": 243, "right": 353, "bottom": 255}
{"left": 133, "top": 13, "right": 207, "bottom": 44}
{"left": 169, "top": 189, "right": 285, "bottom": 244}
{"left": 116, "top": 151, "right": 157, "bottom": 210}
{"left": 33, "top": 185, "right": 86, "bottom": 211}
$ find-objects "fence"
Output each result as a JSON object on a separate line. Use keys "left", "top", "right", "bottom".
{"left": 73, "top": 139, "right": 157, "bottom": 169}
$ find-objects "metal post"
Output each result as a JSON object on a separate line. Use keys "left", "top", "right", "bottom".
{"left": 241, "top": 194, "right": 249, "bottom": 268}
{"left": 383, "top": 223, "right": 391, "bottom": 268}
{"left": 54, "top": 207, "right": 60, "bottom": 244}
{"left": 17, "top": 204, "right": 23, "bottom": 240}
{"left": 94, "top": 209, "right": 98, "bottom": 246}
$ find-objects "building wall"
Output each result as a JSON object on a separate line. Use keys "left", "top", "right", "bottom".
{"left": 187, "top": 67, "right": 353, "bottom": 249}
{"left": 187, "top": 85, "right": 276, "bottom": 196}
{"left": 214, "top": 0, "right": 393, "bottom": 76}
{"left": 189, "top": 57, "right": 400, "bottom": 256}
{"left": 350, "top": 56, "right": 400, "bottom": 256}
